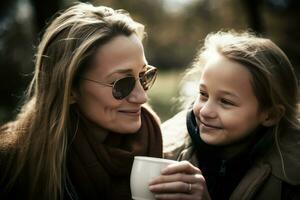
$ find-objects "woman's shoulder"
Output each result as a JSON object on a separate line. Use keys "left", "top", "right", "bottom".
{"left": 0, "top": 123, "right": 19, "bottom": 164}
{"left": 161, "top": 110, "right": 188, "bottom": 140}
{"left": 161, "top": 110, "right": 192, "bottom": 159}
{"left": 0, "top": 122, "right": 30, "bottom": 199}
{"left": 0, "top": 125, "right": 17, "bottom": 184}
{"left": 0, "top": 122, "right": 19, "bottom": 148}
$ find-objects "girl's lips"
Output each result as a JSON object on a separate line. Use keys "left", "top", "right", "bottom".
{"left": 200, "top": 122, "right": 222, "bottom": 134}
{"left": 200, "top": 123, "right": 220, "bottom": 131}
{"left": 199, "top": 119, "right": 222, "bottom": 129}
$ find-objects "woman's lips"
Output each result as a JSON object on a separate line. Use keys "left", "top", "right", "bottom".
{"left": 118, "top": 109, "right": 141, "bottom": 116}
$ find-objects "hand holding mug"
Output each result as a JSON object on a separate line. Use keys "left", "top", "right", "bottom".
{"left": 148, "top": 161, "right": 211, "bottom": 200}
{"left": 130, "top": 156, "right": 179, "bottom": 200}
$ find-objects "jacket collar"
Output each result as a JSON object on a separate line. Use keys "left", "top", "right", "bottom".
{"left": 186, "top": 110, "right": 273, "bottom": 161}
{"left": 265, "top": 127, "right": 300, "bottom": 185}
{"left": 187, "top": 110, "right": 300, "bottom": 185}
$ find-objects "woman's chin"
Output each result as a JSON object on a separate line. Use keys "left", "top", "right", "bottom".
{"left": 116, "top": 121, "right": 141, "bottom": 134}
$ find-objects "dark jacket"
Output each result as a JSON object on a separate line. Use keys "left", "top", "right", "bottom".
{"left": 162, "top": 110, "right": 300, "bottom": 200}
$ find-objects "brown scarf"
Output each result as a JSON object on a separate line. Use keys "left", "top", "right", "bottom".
{"left": 67, "top": 107, "right": 162, "bottom": 200}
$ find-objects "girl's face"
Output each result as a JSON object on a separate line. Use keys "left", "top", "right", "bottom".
{"left": 193, "top": 53, "right": 268, "bottom": 146}
{"left": 74, "top": 34, "right": 148, "bottom": 134}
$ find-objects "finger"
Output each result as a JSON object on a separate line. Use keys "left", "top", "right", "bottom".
{"left": 149, "top": 180, "right": 205, "bottom": 194}
{"left": 154, "top": 193, "right": 199, "bottom": 200}
{"left": 149, "top": 173, "right": 205, "bottom": 185}
{"left": 149, "top": 181, "right": 191, "bottom": 193}
{"left": 161, "top": 161, "right": 202, "bottom": 175}
{"left": 150, "top": 182, "right": 208, "bottom": 199}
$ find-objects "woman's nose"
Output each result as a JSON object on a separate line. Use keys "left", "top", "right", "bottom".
{"left": 127, "top": 80, "right": 148, "bottom": 104}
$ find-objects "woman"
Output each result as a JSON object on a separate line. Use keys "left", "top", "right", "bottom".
{"left": 150, "top": 31, "right": 300, "bottom": 199}
{"left": 0, "top": 3, "right": 202, "bottom": 200}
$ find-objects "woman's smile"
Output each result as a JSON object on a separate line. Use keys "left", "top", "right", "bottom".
{"left": 118, "top": 108, "right": 141, "bottom": 116}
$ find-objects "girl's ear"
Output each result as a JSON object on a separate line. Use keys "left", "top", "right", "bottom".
{"left": 261, "top": 105, "right": 285, "bottom": 127}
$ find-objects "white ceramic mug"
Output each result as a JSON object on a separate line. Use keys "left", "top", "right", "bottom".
{"left": 130, "top": 156, "right": 179, "bottom": 200}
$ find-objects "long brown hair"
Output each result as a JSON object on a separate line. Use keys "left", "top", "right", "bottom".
{"left": 0, "top": 3, "right": 144, "bottom": 199}
{"left": 194, "top": 31, "right": 299, "bottom": 127}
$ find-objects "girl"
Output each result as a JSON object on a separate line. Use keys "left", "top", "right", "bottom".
{"left": 150, "top": 31, "right": 300, "bottom": 199}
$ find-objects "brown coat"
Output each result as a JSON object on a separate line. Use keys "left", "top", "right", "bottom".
{"left": 0, "top": 106, "right": 163, "bottom": 200}
{"left": 162, "top": 110, "right": 300, "bottom": 200}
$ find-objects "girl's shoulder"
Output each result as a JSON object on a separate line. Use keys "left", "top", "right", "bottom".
{"left": 282, "top": 182, "right": 300, "bottom": 199}
{"left": 266, "top": 127, "right": 300, "bottom": 185}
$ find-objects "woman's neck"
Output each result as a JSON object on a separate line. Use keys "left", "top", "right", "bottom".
{"left": 79, "top": 115, "right": 108, "bottom": 143}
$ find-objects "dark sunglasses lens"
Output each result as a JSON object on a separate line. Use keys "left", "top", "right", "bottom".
{"left": 112, "top": 77, "right": 136, "bottom": 100}
{"left": 140, "top": 68, "right": 157, "bottom": 90}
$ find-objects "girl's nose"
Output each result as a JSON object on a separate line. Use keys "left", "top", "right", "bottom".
{"left": 199, "top": 100, "right": 217, "bottom": 119}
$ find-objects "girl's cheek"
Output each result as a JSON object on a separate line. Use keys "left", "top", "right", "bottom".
{"left": 193, "top": 101, "right": 201, "bottom": 116}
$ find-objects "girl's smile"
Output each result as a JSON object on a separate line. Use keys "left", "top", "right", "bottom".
{"left": 193, "top": 53, "right": 268, "bottom": 146}
{"left": 198, "top": 118, "right": 223, "bottom": 131}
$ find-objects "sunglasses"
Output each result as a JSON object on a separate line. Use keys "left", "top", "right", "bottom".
{"left": 80, "top": 65, "right": 157, "bottom": 100}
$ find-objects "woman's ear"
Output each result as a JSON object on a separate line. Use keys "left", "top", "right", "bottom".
{"left": 69, "top": 90, "right": 78, "bottom": 104}
{"left": 261, "top": 105, "right": 285, "bottom": 127}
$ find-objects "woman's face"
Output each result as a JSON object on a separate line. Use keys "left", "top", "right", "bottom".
{"left": 74, "top": 34, "right": 148, "bottom": 133}
{"left": 193, "top": 53, "right": 268, "bottom": 146}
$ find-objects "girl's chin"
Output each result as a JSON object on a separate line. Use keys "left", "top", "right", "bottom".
{"left": 200, "top": 132, "right": 225, "bottom": 146}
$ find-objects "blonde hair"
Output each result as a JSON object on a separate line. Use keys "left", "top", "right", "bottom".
{"left": 183, "top": 30, "right": 299, "bottom": 181}
{"left": 0, "top": 3, "right": 144, "bottom": 199}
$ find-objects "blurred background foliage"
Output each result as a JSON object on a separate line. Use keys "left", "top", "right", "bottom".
{"left": 0, "top": 0, "right": 300, "bottom": 123}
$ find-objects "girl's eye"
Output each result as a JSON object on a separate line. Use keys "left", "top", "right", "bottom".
{"left": 220, "top": 98, "right": 235, "bottom": 106}
{"left": 199, "top": 90, "right": 208, "bottom": 101}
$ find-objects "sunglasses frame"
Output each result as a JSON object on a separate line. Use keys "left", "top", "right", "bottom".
{"left": 80, "top": 65, "right": 157, "bottom": 100}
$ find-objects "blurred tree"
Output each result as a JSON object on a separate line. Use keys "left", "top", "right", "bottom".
{"left": 0, "top": 0, "right": 35, "bottom": 123}
{"left": 1, "top": 0, "right": 299, "bottom": 123}
{"left": 30, "top": 0, "right": 62, "bottom": 34}
{"left": 263, "top": 0, "right": 300, "bottom": 76}
{"left": 242, "top": 0, "right": 264, "bottom": 33}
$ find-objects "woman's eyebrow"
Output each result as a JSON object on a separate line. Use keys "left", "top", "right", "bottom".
{"left": 105, "top": 68, "right": 133, "bottom": 79}
{"left": 106, "top": 64, "right": 147, "bottom": 79}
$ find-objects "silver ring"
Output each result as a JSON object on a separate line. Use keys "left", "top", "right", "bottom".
{"left": 188, "top": 183, "right": 192, "bottom": 193}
